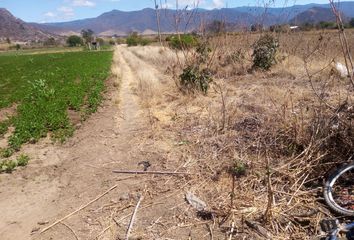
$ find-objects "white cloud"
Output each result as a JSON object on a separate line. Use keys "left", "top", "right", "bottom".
{"left": 58, "top": 6, "right": 75, "bottom": 18}
{"left": 72, "top": 0, "right": 96, "bottom": 7}
{"left": 160, "top": 0, "right": 205, "bottom": 9}
{"left": 44, "top": 11, "right": 56, "bottom": 17}
{"left": 212, "top": 0, "right": 224, "bottom": 8}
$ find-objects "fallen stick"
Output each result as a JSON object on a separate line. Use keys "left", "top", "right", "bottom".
{"left": 60, "top": 222, "right": 79, "bottom": 240}
{"left": 125, "top": 195, "right": 144, "bottom": 240}
{"left": 94, "top": 202, "right": 164, "bottom": 239}
{"left": 112, "top": 170, "right": 189, "bottom": 175}
{"left": 41, "top": 184, "right": 118, "bottom": 234}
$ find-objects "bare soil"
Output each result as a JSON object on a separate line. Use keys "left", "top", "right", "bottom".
{"left": 0, "top": 46, "right": 202, "bottom": 240}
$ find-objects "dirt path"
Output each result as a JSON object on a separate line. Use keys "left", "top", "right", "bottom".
{"left": 0, "top": 45, "right": 216, "bottom": 240}
{"left": 0, "top": 46, "right": 154, "bottom": 240}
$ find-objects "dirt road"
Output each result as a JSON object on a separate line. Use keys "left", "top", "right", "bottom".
{"left": 0, "top": 46, "right": 202, "bottom": 240}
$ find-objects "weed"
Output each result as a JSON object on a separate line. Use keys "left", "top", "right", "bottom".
{"left": 0, "top": 154, "right": 30, "bottom": 173}
{"left": 0, "top": 160, "right": 17, "bottom": 173}
{"left": 231, "top": 161, "right": 247, "bottom": 177}
{"left": 0, "top": 148, "right": 14, "bottom": 158}
{"left": 52, "top": 125, "right": 75, "bottom": 143}
{"left": 0, "top": 118, "right": 11, "bottom": 137}
{"left": 16, "top": 154, "right": 29, "bottom": 166}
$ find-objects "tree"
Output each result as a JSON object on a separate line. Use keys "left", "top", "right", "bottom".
{"left": 6, "top": 37, "right": 11, "bottom": 44}
{"left": 81, "top": 29, "right": 94, "bottom": 43}
{"left": 251, "top": 24, "right": 263, "bottom": 32}
{"left": 350, "top": 18, "right": 354, "bottom": 28}
{"left": 66, "top": 35, "right": 83, "bottom": 47}
{"left": 96, "top": 37, "right": 105, "bottom": 46}
{"left": 44, "top": 37, "right": 56, "bottom": 46}
{"left": 206, "top": 20, "right": 226, "bottom": 34}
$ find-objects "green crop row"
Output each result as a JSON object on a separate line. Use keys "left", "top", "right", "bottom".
{"left": 0, "top": 51, "right": 113, "bottom": 156}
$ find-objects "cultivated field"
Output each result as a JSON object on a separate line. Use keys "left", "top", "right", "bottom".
{"left": 0, "top": 50, "right": 113, "bottom": 165}
{"left": 0, "top": 29, "right": 353, "bottom": 240}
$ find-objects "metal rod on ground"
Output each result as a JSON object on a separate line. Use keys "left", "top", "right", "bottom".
{"left": 112, "top": 170, "right": 189, "bottom": 175}
{"left": 125, "top": 195, "right": 144, "bottom": 240}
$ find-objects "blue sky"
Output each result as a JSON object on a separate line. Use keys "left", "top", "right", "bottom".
{"left": 0, "top": 0, "right": 331, "bottom": 23}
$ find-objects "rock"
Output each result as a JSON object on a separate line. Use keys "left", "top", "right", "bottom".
{"left": 185, "top": 192, "right": 206, "bottom": 211}
{"left": 119, "top": 193, "right": 130, "bottom": 201}
{"left": 37, "top": 221, "right": 49, "bottom": 225}
{"left": 31, "top": 227, "right": 40, "bottom": 234}
{"left": 334, "top": 62, "right": 349, "bottom": 78}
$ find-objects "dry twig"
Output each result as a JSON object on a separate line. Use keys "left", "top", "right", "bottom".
{"left": 41, "top": 184, "right": 118, "bottom": 234}
{"left": 125, "top": 195, "right": 144, "bottom": 240}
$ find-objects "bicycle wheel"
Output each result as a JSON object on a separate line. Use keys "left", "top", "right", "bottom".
{"left": 324, "top": 162, "right": 354, "bottom": 216}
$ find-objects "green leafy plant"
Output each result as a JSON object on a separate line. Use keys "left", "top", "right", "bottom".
{"left": 0, "top": 119, "right": 12, "bottom": 137}
{"left": 169, "top": 34, "right": 198, "bottom": 50}
{"left": 0, "top": 154, "right": 30, "bottom": 173}
{"left": 16, "top": 154, "right": 29, "bottom": 166}
{"left": 231, "top": 161, "right": 247, "bottom": 177}
{"left": 0, "top": 148, "right": 14, "bottom": 158}
{"left": 252, "top": 34, "right": 279, "bottom": 70}
{"left": 0, "top": 51, "right": 112, "bottom": 156}
{"left": 0, "top": 160, "right": 17, "bottom": 173}
{"left": 126, "top": 32, "right": 151, "bottom": 47}
{"left": 179, "top": 66, "right": 212, "bottom": 94}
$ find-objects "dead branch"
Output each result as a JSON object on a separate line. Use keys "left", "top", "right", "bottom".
{"left": 112, "top": 170, "right": 190, "bottom": 175}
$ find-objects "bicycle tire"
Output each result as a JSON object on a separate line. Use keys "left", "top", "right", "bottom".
{"left": 324, "top": 162, "right": 354, "bottom": 216}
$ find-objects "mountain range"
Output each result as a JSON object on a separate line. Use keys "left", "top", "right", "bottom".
{"left": 1, "top": 2, "right": 354, "bottom": 41}
{"left": 0, "top": 8, "right": 55, "bottom": 41}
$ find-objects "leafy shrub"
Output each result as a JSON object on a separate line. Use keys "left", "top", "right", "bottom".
{"left": 179, "top": 66, "right": 212, "bottom": 94}
{"left": 126, "top": 33, "right": 151, "bottom": 47}
{"left": 252, "top": 34, "right": 279, "bottom": 70}
{"left": 169, "top": 34, "right": 198, "bottom": 50}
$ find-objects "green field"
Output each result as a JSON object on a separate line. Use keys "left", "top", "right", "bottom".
{"left": 0, "top": 51, "right": 113, "bottom": 156}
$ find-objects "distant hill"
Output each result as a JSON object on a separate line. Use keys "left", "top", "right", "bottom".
{"left": 2, "top": 1, "right": 354, "bottom": 39}
{"left": 290, "top": 7, "right": 348, "bottom": 25}
{"left": 32, "top": 2, "right": 354, "bottom": 36}
{"left": 0, "top": 8, "right": 55, "bottom": 41}
{"left": 34, "top": 8, "right": 262, "bottom": 36}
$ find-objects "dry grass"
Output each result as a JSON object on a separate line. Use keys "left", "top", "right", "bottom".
{"left": 126, "top": 28, "right": 353, "bottom": 239}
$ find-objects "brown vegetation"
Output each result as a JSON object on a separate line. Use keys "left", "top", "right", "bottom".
{"left": 128, "top": 28, "right": 353, "bottom": 238}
